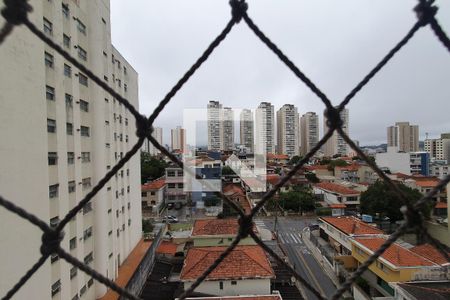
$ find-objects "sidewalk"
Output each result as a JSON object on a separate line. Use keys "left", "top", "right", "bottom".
{"left": 301, "top": 228, "right": 352, "bottom": 298}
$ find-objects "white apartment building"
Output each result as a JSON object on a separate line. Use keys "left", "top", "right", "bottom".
{"left": 142, "top": 126, "right": 162, "bottom": 156}
{"left": 220, "top": 107, "right": 234, "bottom": 151}
{"left": 171, "top": 126, "right": 185, "bottom": 152}
{"left": 276, "top": 104, "right": 299, "bottom": 157}
{"left": 0, "top": 1, "right": 141, "bottom": 299}
{"left": 300, "top": 112, "right": 319, "bottom": 156}
{"left": 323, "top": 107, "right": 349, "bottom": 157}
{"left": 255, "top": 102, "right": 275, "bottom": 154}
{"left": 424, "top": 133, "right": 450, "bottom": 162}
{"left": 240, "top": 109, "right": 254, "bottom": 153}
{"left": 387, "top": 122, "right": 419, "bottom": 153}
{"left": 207, "top": 100, "right": 222, "bottom": 151}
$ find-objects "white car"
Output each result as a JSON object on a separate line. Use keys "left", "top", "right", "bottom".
{"left": 162, "top": 215, "right": 178, "bottom": 223}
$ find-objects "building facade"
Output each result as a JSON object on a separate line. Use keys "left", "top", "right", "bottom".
{"left": 323, "top": 107, "right": 349, "bottom": 157}
{"left": 424, "top": 133, "right": 450, "bottom": 162}
{"left": 387, "top": 122, "right": 419, "bottom": 153}
{"left": 220, "top": 107, "right": 234, "bottom": 151}
{"left": 300, "top": 112, "right": 319, "bottom": 156}
{"left": 240, "top": 109, "right": 254, "bottom": 153}
{"left": 255, "top": 102, "right": 275, "bottom": 154}
{"left": 207, "top": 100, "right": 222, "bottom": 151}
{"left": 171, "top": 126, "right": 185, "bottom": 152}
{"left": 147, "top": 127, "right": 163, "bottom": 156}
{"left": 276, "top": 104, "right": 299, "bottom": 157}
{"left": 0, "top": 1, "right": 142, "bottom": 299}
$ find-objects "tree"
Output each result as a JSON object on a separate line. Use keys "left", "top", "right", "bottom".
{"left": 142, "top": 219, "right": 154, "bottom": 233}
{"left": 221, "top": 166, "right": 236, "bottom": 176}
{"left": 327, "top": 159, "right": 348, "bottom": 171}
{"left": 305, "top": 172, "right": 320, "bottom": 183}
{"left": 279, "top": 187, "right": 316, "bottom": 214}
{"left": 141, "top": 152, "right": 168, "bottom": 184}
{"left": 360, "top": 181, "right": 431, "bottom": 222}
{"left": 289, "top": 155, "right": 303, "bottom": 165}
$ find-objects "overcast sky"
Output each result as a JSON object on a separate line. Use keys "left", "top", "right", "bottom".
{"left": 110, "top": 0, "right": 450, "bottom": 147}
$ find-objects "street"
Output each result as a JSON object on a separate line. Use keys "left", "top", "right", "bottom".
{"left": 256, "top": 217, "right": 336, "bottom": 300}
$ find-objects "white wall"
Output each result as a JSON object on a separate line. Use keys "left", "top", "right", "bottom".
{"left": 184, "top": 278, "right": 271, "bottom": 297}
{"left": 376, "top": 148, "right": 410, "bottom": 175}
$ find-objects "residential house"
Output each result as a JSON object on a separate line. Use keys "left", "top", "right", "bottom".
{"left": 314, "top": 182, "right": 361, "bottom": 211}
{"left": 166, "top": 165, "right": 189, "bottom": 205}
{"left": 180, "top": 246, "right": 275, "bottom": 296}
{"left": 141, "top": 177, "right": 165, "bottom": 215}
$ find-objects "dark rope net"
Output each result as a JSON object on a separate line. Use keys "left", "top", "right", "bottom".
{"left": 0, "top": 0, "right": 449, "bottom": 299}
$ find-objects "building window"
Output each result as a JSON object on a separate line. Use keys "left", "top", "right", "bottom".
{"left": 66, "top": 122, "right": 73, "bottom": 135}
{"left": 44, "top": 52, "right": 54, "bottom": 68}
{"left": 124, "top": 84, "right": 127, "bottom": 92}
{"left": 50, "top": 216, "right": 60, "bottom": 228}
{"left": 62, "top": 3, "right": 70, "bottom": 18}
{"left": 87, "top": 278, "right": 94, "bottom": 288}
{"left": 127, "top": 186, "right": 130, "bottom": 193}
{"left": 68, "top": 181, "right": 76, "bottom": 193}
{"left": 63, "top": 34, "right": 71, "bottom": 48}
{"left": 80, "top": 126, "right": 90, "bottom": 137}
{"left": 124, "top": 66, "right": 127, "bottom": 75}
{"left": 79, "top": 285, "right": 86, "bottom": 297}
{"left": 65, "top": 93, "right": 73, "bottom": 108}
{"left": 43, "top": 18, "right": 53, "bottom": 36}
{"left": 77, "top": 19, "right": 86, "bottom": 35}
{"left": 69, "top": 237, "right": 77, "bottom": 250}
{"left": 49, "top": 184, "right": 59, "bottom": 198}
{"left": 48, "top": 152, "right": 58, "bottom": 165}
{"left": 128, "top": 219, "right": 131, "bottom": 226}
{"left": 82, "top": 177, "right": 91, "bottom": 190}
{"left": 79, "top": 73, "right": 88, "bottom": 86}
{"left": 83, "top": 227, "right": 93, "bottom": 241}
{"left": 51, "top": 280, "right": 61, "bottom": 297}
{"left": 78, "top": 46, "right": 87, "bottom": 61}
{"left": 47, "top": 118, "right": 56, "bottom": 133}
{"left": 79, "top": 99, "right": 89, "bottom": 112}
{"left": 141, "top": 192, "right": 147, "bottom": 197}
{"left": 125, "top": 118, "right": 128, "bottom": 126}
{"left": 168, "top": 183, "right": 176, "bottom": 189}
{"left": 219, "top": 282, "right": 223, "bottom": 290}
{"left": 83, "top": 202, "right": 92, "bottom": 214}
{"left": 46, "top": 85, "right": 55, "bottom": 100}
{"left": 167, "top": 171, "right": 175, "bottom": 177}
{"left": 64, "top": 64, "right": 72, "bottom": 77}
{"left": 231, "top": 280, "right": 237, "bottom": 285}
{"left": 70, "top": 267, "right": 77, "bottom": 279}
{"left": 81, "top": 152, "right": 90, "bottom": 163}
{"left": 67, "top": 152, "right": 75, "bottom": 164}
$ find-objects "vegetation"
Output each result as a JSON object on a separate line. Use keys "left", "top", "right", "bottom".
{"left": 305, "top": 172, "right": 320, "bottom": 183}
{"left": 316, "top": 207, "right": 332, "bottom": 216}
{"left": 141, "top": 152, "right": 168, "bottom": 184}
{"left": 327, "top": 159, "right": 348, "bottom": 171}
{"left": 278, "top": 187, "right": 316, "bottom": 214}
{"left": 204, "top": 196, "right": 221, "bottom": 207}
{"left": 288, "top": 155, "right": 303, "bottom": 165}
{"left": 221, "top": 165, "right": 236, "bottom": 176}
{"left": 360, "top": 180, "right": 431, "bottom": 222}
{"left": 142, "top": 219, "right": 154, "bottom": 233}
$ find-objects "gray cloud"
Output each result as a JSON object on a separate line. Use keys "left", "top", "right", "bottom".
{"left": 110, "top": 0, "right": 450, "bottom": 146}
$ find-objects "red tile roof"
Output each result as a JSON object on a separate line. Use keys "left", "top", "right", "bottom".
{"left": 305, "top": 165, "right": 329, "bottom": 171}
{"left": 223, "top": 184, "right": 245, "bottom": 196}
{"left": 142, "top": 178, "right": 165, "bottom": 191}
{"left": 180, "top": 246, "right": 275, "bottom": 281}
{"left": 354, "top": 238, "right": 435, "bottom": 267}
{"left": 266, "top": 174, "right": 281, "bottom": 185}
{"left": 267, "top": 153, "right": 289, "bottom": 160}
{"left": 435, "top": 202, "right": 448, "bottom": 209}
{"left": 192, "top": 219, "right": 239, "bottom": 236}
{"left": 156, "top": 241, "right": 178, "bottom": 256}
{"left": 411, "top": 244, "right": 450, "bottom": 265}
{"left": 415, "top": 180, "right": 439, "bottom": 188}
{"left": 329, "top": 203, "right": 346, "bottom": 208}
{"left": 321, "top": 216, "right": 383, "bottom": 235}
{"left": 394, "top": 172, "right": 411, "bottom": 179}
{"left": 315, "top": 182, "right": 360, "bottom": 195}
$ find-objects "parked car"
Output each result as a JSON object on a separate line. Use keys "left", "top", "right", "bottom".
{"left": 162, "top": 215, "right": 178, "bottom": 223}
{"left": 167, "top": 203, "right": 174, "bottom": 210}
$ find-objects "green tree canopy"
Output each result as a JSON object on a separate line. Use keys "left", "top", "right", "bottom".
{"left": 221, "top": 165, "right": 236, "bottom": 176}
{"left": 279, "top": 187, "right": 316, "bottom": 214}
{"left": 141, "top": 152, "right": 168, "bottom": 184}
{"left": 327, "top": 159, "right": 349, "bottom": 171}
{"left": 360, "top": 181, "right": 431, "bottom": 222}
{"left": 289, "top": 155, "right": 303, "bottom": 165}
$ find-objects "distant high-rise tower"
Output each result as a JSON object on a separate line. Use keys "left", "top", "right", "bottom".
{"left": 149, "top": 127, "right": 163, "bottom": 155}
{"left": 424, "top": 133, "right": 450, "bottom": 161}
{"left": 207, "top": 101, "right": 222, "bottom": 151}
{"left": 171, "top": 126, "right": 186, "bottom": 152}
{"left": 255, "top": 102, "right": 275, "bottom": 154}
{"left": 387, "top": 122, "right": 419, "bottom": 152}
{"left": 323, "top": 107, "right": 349, "bottom": 157}
{"left": 221, "top": 107, "right": 234, "bottom": 151}
{"left": 240, "top": 109, "right": 254, "bottom": 152}
{"left": 300, "top": 112, "right": 319, "bottom": 156}
{"left": 277, "top": 104, "right": 299, "bottom": 157}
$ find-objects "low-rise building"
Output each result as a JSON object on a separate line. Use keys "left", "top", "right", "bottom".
{"left": 141, "top": 178, "right": 165, "bottom": 215}
{"left": 185, "top": 293, "right": 283, "bottom": 300}
{"left": 314, "top": 182, "right": 361, "bottom": 211}
{"left": 180, "top": 246, "right": 275, "bottom": 297}
{"left": 166, "top": 165, "right": 189, "bottom": 205}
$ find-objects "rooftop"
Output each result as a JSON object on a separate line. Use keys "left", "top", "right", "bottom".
{"left": 267, "top": 153, "right": 289, "bottom": 160}
{"left": 223, "top": 184, "right": 245, "bottom": 196}
{"left": 411, "top": 244, "right": 450, "bottom": 265}
{"left": 435, "top": 202, "right": 448, "bottom": 209}
{"left": 192, "top": 219, "right": 239, "bottom": 236}
{"left": 185, "top": 296, "right": 282, "bottom": 300}
{"left": 320, "top": 216, "right": 383, "bottom": 235}
{"left": 156, "top": 241, "right": 178, "bottom": 256}
{"left": 142, "top": 178, "right": 165, "bottom": 191}
{"left": 180, "top": 246, "right": 274, "bottom": 281}
{"left": 354, "top": 237, "right": 435, "bottom": 267}
{"left": 315, "top": 182, "right": 360, "bottom": 195}
{"left": 396, "top": 281, "right": 450, "bottom": 300}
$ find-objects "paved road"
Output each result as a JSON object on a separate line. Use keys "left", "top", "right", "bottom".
{"left": 256, "top": 217, "right": 336, "bottom": 300}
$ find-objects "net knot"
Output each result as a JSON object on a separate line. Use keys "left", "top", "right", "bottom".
{"left": 414, "top": 0, "right": 438, "bottom": 27}
{"left": 136, "top": 114, "right": 151, "bottom": 139}
{"left": 400, "top": 205, "right": 423, "bottom": 230}
{"left": 230, "top": 0, "right": 248, "bottom": 23}
{"left": 325, "top": 106, "right": 343, "bottom": 129}
{"left": 1, "top": 0, "right": 32, "bottom": 25}
{"left": 238, "top": 215, "right": 253, "bottom": 238}
{"left": 40, "top": 229, "right": 64, "bottom": 256}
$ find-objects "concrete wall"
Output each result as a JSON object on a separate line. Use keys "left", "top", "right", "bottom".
{"left": 184, "top": 278, "right": 271, "bottom": 297}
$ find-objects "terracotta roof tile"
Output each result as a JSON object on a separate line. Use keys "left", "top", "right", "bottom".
{"left": 354, "top": 238, "right": 435, "bottom": 267}
{"left": 192, "top": 219, "right": 239, "bottom": 236}
{"left": 329, "top": 203, "right": 346, "bottom": 208}
{"left": 305, "top": 165, "right": 329, "bottom": 171}
{"left": 156, "top": 241, "right": 178, "bottom": 256}
{"left": 435, "top": 202, "right": 448, "bottom": 209}
{"left": 142, "top": 178, "right": 165, "bottom": 191}
{"left": 321, "top": 216, "right": 383, "bottom": 235}
{"left": 267, "top": 153, "right": 289, "bottom": 160}
{"left": 223, "top": 184, "right": 245, "bottom": 196}
{"left": 180, "top": 246, "right": 275, "bottom": 281}
{"left": 315, "top": 182, "right": 360, "bottom": 195}
{"left": 415, "top": 180, "right": 439, "bottom": 188}
{"left": 411, "top": 244, "right": 450, "bottom": 265}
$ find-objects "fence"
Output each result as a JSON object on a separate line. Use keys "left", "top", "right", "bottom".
{"left": 0, "top": 0, "right": 449, "bottom": 300}
{"left": 120, "top": 228, "right": 164, "bottom": 300}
